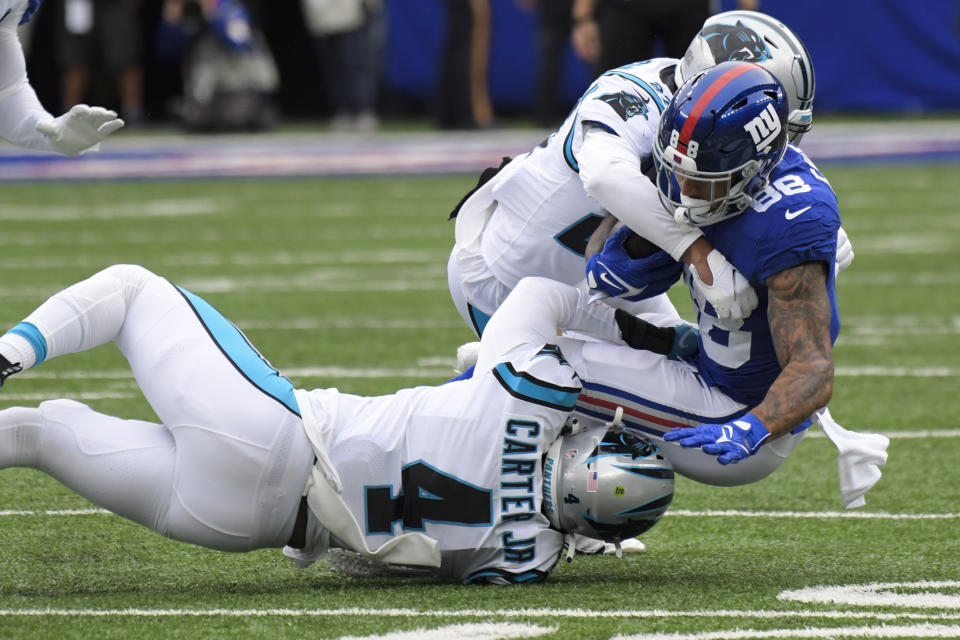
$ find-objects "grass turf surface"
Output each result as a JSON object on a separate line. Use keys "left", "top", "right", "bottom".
{"left": 0, "top": 164, "right": 958, "bottom": 639}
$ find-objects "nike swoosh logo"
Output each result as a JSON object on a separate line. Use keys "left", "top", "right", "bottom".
{"left": 599, "top": 271, "right": 647, "bottom": 296}
{"left": 785, "top": 206, "right": 812, "bottom": 220}
{"left": 598, "top": 271, "right": 624, "bottom": 292}
{"left": 0, "top": 9, "right": 11, "bottom": 23}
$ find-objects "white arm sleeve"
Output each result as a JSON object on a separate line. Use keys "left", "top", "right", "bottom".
{"left": 475, "top": 277, "right": 623, "bottom": 373}
{"left": 578, "top": 125, "right": 702, "bottom": 261}
{"left": 0, "top": 20, "right": 56, "bottom": 152}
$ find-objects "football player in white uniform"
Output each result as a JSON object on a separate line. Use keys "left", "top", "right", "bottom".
{"left": 570, "top": 62, "right": 888, "bottom": 507}
{"left": 0, "top": 265, "right": 673, "bottom": 584}
{"left": 0, "top": 0, "right": 123, "bottom": 155}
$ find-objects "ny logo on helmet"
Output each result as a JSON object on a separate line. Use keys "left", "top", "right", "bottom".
{"left": 743, "top": 103, "right": 782, "bottom": 153}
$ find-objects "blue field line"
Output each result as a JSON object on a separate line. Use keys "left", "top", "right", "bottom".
{"left": 2, "top": 122, "right": 959, "bottom": 182}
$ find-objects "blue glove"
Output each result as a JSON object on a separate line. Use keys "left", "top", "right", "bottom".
{"left": 19, "top": 0, "right": 42, "bottom": 25}
{"left": 585, "top": 226, "right": 683, "bottom": 302}
{"left": 663, "top": 413, "right": 770, "bottom": 464}
{"left": 211, "top": 0, "right": 254, "bottom": 51}
{"left": 667, "top": 324, "right": 699, "bottom": 360}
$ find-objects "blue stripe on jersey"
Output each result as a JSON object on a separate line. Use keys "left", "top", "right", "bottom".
{"left": 175, "top": 285, "right": 300, "bottom": 416}
{"left": 468, "top": 303, "right": 491, "bottom": 337}
{"left": 9, "top": 322, "right": 47, "bottom": 365}
{"left": 601, "top": 71, "right": 666, "bottom": 112}
{"left": 562, "top": 84, "right": 600, "bottom": 172}
{"left": 563, "top": 122, "right": 580, "bottom": 172}
{"left": 581, "top": 119, "right": 617, "bottom": 135}
{"left": 580, "top": 380, "right": 744, "bottom": 424}
{"left": 493, "top": 362, "right": 580, "bottom": 412}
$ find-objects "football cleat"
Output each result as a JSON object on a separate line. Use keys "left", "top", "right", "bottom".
{"left": 0, "top": 355, "right": 22, "bottom": 388}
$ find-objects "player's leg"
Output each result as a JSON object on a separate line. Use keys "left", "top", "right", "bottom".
{"left": 0, "top": 264, "right": 314, "bottom": 551}
{"left": 447, "top": 245, "right": 510, "bottom": 338}
{"left": 618, "top": 292, "right": 684, "bottom": 324}
{"left": 573, "top": 340, "right": 804, "bottom": 486}
{"left": 0, "top": 398, "right": 312, "bottom": 551}
{"left": 0, "top": 401, "right": 178, "bottom": 534}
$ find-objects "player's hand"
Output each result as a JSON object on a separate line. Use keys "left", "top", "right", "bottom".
{"left": 664, "top": 413, "right": 770, "bottom": 465}
{"left": 688, "top": 249, "right": 758, "bottom": 321}
{"left": 586, "top": 226, "right": 682, "bottom": 302}
{"left": 36, "top": 105, "right": 125, "bottom": 156}
{"left": 571, "top": 18, "right": 600, "bottom": 64}
{"left": 836, "top": 226, "right": 854, "bottom": 273}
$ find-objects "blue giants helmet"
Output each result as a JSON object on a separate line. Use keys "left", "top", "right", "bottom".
{"left": 653, "top": 61, "right": 789, "bottom": 227}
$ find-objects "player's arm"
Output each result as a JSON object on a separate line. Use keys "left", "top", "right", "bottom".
{"left": 0, "top": 18, "right": 51, "bottom": 150}
{"left": 474, "top": 277, "right": 623, "bottom": 373}
{"left": 753, "top": 260, "right": 834, "bottom": 437}
{"left": 578, "top": 126, "right": 702, "bottom": 260}
{"left": 0, "top": 14, "right": 123, "bottom": 155}
{"left": 578, "top": 127, "right": 758, "bottom": 319}
{"left": 665, "top": 260, "right": 834, "bottom": 463}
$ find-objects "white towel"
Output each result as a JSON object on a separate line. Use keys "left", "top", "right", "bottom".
{"left": 815, "top": 407, "right": 890, "bottom": 509}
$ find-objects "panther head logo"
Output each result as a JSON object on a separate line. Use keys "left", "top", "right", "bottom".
{"left": 701, "top": 21, "right": 771, "bottom": 64}
{"left": 597, "top": 91, "right": 649, "bottom": 121}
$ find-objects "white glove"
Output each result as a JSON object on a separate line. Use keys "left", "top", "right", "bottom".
{"left": 836, "top": 226, "right": 854, "bottom": 273}
{"left": 689, "top": 249, "right": 759, "bottom": 321}
{"left": 35, "top": 104, "right": 125, "bottom": 156}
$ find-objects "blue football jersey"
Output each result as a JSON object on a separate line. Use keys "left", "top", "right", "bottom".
{"left": 691, "top": 145, "right": 842, "bottom": 406}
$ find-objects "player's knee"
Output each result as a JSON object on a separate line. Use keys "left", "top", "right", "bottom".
{"left": 99, "top": 264, "right": 159, "bottom": 303}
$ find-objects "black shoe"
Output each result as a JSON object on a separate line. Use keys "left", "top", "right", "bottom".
{"left": 0, "top": 355, "right": 22, "bottom": 387}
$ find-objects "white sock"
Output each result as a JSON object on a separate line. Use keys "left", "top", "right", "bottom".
{"left": 0, "top": 332, "right": 37, "bottom": 369}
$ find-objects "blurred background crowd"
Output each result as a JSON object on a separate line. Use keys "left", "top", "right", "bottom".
{"left": 15, "top": 0, "right": 960, "bottom": 135}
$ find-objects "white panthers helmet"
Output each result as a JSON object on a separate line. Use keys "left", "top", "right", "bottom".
{"left": 676, "top": 10, "right": 815, "bottom": 143}
{"left": 542, "top": 425, "right": 674, "bottom": 543}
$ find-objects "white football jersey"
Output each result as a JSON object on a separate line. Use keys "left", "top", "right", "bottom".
{"left": 323, "top": 354, "right": 576, "bottom": 583}
{"left": 480, "top": 58, "right": 678, "bottom": 290}
{"left": 0, "top": 0, "right": 27, "bottom": 25}
{"left": 294, "top": 279, "right": 604, "bottom": 583}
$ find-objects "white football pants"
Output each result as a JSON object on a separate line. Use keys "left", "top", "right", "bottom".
{"left": 0, "top": 264, "right": 314, "bottom": 551}
{"left": 568, "top": 337, "right": 806, "bottom": 486}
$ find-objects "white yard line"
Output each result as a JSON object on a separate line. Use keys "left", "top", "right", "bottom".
{"left": 613, "top": 624, "right": 960, "bottom": 640}
{"left": 666, "top": 510, "right": 960, "bottom": 520}
{"left": 0, "top": 607, "right": 958, "bottom": 620}
{"left": 337, "top": 623, "right": 556, "bottom": 640}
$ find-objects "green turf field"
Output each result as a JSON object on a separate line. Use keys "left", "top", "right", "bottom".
{"left": 1, "top": 164, "right": 958, "bottom": 639}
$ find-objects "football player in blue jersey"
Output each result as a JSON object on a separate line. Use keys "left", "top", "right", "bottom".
{"left": 578, "top": 60, "right": 888, "bottom": 505}
{"left": 447, "top": 10, "right": 850, "bottom": 345}
{"left": 0, "top": 0, "right": 123, "bottom": 155}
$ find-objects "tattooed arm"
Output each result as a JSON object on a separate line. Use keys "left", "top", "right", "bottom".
{"left": 752, "top": 260, "right": 834, "bottom": 438}
{"left": 663, "top": 259, "right": 835, "bottom": 463}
